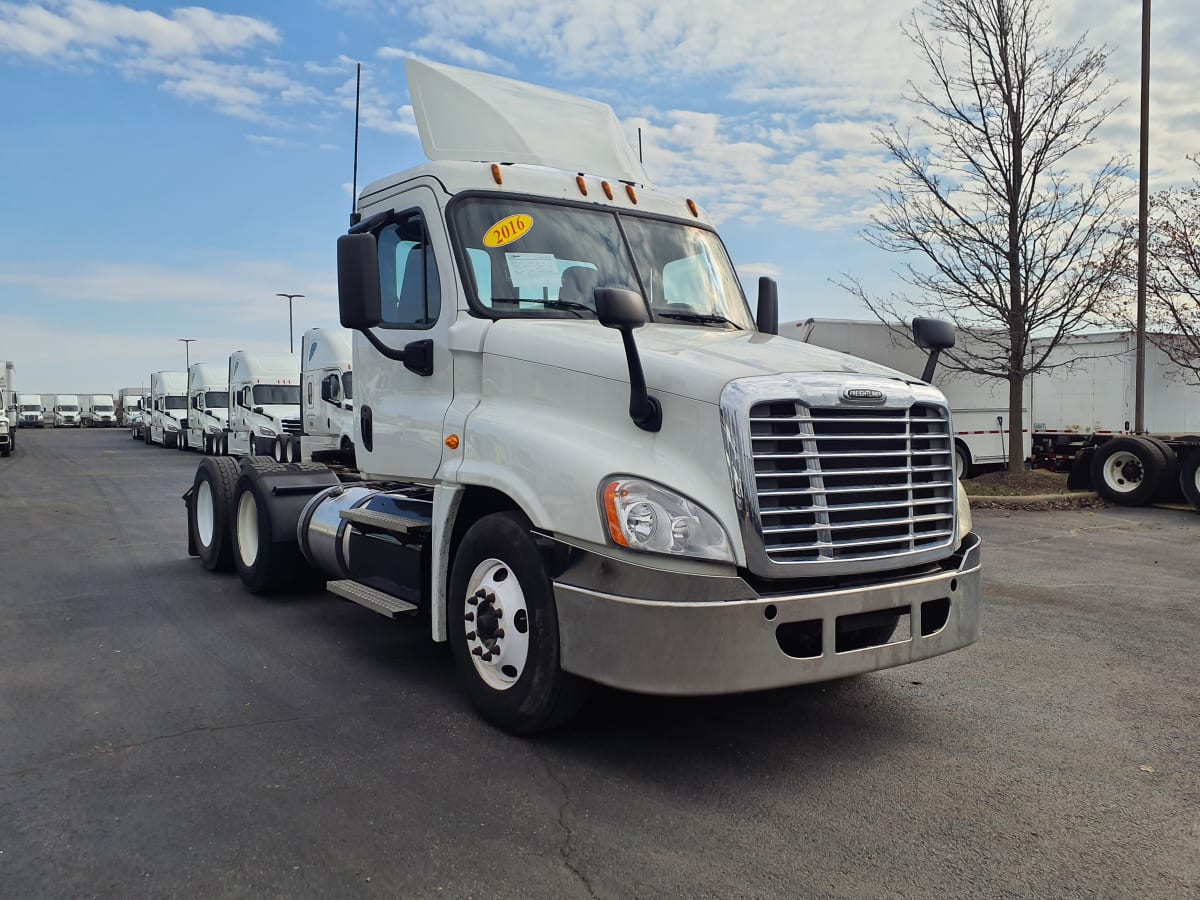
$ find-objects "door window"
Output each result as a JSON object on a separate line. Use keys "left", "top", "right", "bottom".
{"left": 377, "top": 212, "right": 441, "bottom": 329}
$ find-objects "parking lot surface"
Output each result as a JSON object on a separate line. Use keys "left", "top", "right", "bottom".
{"left": 1, "top": 428, "right": 1197, "bottom": 898}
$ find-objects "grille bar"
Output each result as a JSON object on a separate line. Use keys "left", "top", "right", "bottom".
{"left": 760, "top": 496, "right": 950, "bottom": 516}
{"left": 751, "top": 415, "right": 950, "bottom": 425}
{"left": 766, "top": 530, "right": 955, "bottom": 555}
{"left": 757, "top": 480, "right": 957, "bottom": 495}
{"left": 763, "top": 512, "right": 951, "bottom": 535}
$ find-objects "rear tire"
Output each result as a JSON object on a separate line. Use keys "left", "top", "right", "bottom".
{"left": 1180, "top": 452, "right": 1200, "bottom": 510}
{"left": 1143, "top": 437, "right": 1180, "bottom": 501}
{"left": 230, "top": 460, "right": 300, "bottom": 593}
{"left": 1090, "top": 437, "right": 1166, "bottom": 506}
{"left": 190, "top": 457, "right": 240, "bottom": 572}
{"left": 448, "top": 511, "right": 588, "bottom": 734}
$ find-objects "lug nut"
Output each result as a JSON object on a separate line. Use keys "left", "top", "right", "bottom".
{"left": 495, "top": 629, "right": 505, "bottom": 639}
{"left": 481, "top": 652, "right": 492, "bottom": 662}
{"left": 464, "top": 612, "right": 474, "bottom": 622}
{"left": 468, "top": 597, "right": 477, "bottom": 606}
{"left": 493, "top": 609, "right": 502, "bottom": 619}
{"left": 471, "top": 647, "right": 483, "bottom": 657}
{"left": 466, "top": 631, "right": 476, "bottom": 640}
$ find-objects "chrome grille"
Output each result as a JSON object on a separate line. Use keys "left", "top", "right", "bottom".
{"left": 281, "top": 417, "right": 302, "bottom": 435}
{"left": 749, "top": 402, "right": 956, "bottom": 564}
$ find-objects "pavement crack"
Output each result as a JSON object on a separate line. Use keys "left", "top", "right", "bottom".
{"left": 104, "top": 714, "right": 327, "bottom": 752}
{"left": 539, "top": 750, "right": 597, "bottom": 899}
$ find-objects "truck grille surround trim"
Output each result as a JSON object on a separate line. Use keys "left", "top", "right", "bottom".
{"left": 281, "top": 417, "right": 303, "bottom": 435}
{"left": 721, "top": 374, "right": 957, "bottom": 578}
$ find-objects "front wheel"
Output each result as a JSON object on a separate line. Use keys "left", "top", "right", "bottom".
{"left": 448, "top": 512, "right": 588, "bottom": 734}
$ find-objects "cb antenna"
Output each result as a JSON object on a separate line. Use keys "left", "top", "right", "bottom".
{"left": 350, "top": 62, "right": 362, "bottom": 227}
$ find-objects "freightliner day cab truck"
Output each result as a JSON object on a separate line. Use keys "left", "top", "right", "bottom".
{"left": 53, "top": 395, "right": 81, "bottom": 428}
{"left": 184, "top": 363, "right": 229, "bottom": 453}
{"left": 82, "top": 394, "right": 117, "bottom": 427}
{"left": 17, "top": 394, "right": 44, "bottom": 428}
{"left": 147, "top": 372, "right": 187, "bottom": 447}
{"left": 183, "top": 60, "right": 982, "bottom": 733}
{"left": 278, "top": 326, "right": 355, "bottom": 464}
{"left": 223, "top": 351, "right": 302, "bottom": 457}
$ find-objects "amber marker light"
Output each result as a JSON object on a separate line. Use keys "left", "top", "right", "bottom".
{"left": 602, "top": 181, "right": 614, "bottom": 200}
{"left": 625, "top": 184, "right": 638, "bottom": 204}
{"left": 445, "top": 435, "right": 460, "bottom": 450}
{"left": 686, "top": 199, "right": 699, "bottom": 217}
{"left": 603, "top": 483, "right": 631, "bottom": 547}
{"left": 490, "top": 164, "right": 503, "bottom": 185}
{"left": 576, "top": 175, "right": 588, "bottom": 196}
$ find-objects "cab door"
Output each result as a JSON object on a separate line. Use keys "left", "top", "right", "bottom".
{"left": 355, "top": 185, "right": 455, "bottom": 480}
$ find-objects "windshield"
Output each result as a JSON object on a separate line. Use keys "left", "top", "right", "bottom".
{"left": 21, "top": 405, "right": 39, "bottom": 411}
{"left": 164, "top": 396, "right": 187, "bottom": 410}
{"left": 341, "top": 372, "right": 353, "bottom": 400}
{"left": 204, "top": 391, "right": 229, "bottom": 409}
{"left": 94, "top": 405, "right": 113, "bottom": 412}
{"left": 59, "top": 405, "right": 79, "bottom": 412}
{"left": 450, "top": 197, "right": 754, "bottom": 329}
{"left": 253, "top": 384, "right": 300, "bottom": 405}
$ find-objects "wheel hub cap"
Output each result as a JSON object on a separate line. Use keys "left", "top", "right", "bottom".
{"left": 463, "top": 559, "right": 530, "bottom": 691}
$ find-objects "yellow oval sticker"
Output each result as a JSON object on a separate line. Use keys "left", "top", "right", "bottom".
{"left": 483, "top": 214, "right": 533, "bottom": 248}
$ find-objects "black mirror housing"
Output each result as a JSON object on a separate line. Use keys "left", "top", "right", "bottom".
{"left": 756, "top": 277, "right": 779, "bottom": 335}
{"left": 595, "top": 287, "right": 649, "bottom": 330}
{"left": 912, "top": 317, "right": 955, "bottom": 351}
{"left": 338, "top": 233, "right": 382, "bottom": 330}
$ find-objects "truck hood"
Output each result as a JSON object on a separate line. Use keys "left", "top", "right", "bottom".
{"left": 483, "top": 320, "right": 916, "bottom": 403}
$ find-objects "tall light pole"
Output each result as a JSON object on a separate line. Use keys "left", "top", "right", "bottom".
{"left": 1134, "top": 0, "right": 1151, "bottom": 434}
{"left": 177, "top": 338, "right": 196, "bottom": 370}
{"left": 276, "top": 293, "right": 305, "bottom": 354}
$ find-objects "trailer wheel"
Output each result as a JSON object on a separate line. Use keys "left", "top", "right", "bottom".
{"left": 230, "top": 464, "right": 300, "bottom": 593}
{"left": 1090, "top": 437, "right": 1166, "bottom": 506}
{"left": 448, "top": 511, "right": 588, "bottom": 734}
{"left": 190, "top": 457, "right": 240, "bottom": 572}
{"left": 1180, "top": 453, "right": 1200, "bottom": 510}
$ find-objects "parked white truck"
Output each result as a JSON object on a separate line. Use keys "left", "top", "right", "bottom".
{"left": 273, "top": 327, "right": 355, "bottom": 464}
{"left": 223, "top": 351, "right": 301, "bottom": 457}
{"left": 147, "top": 372, "right": 187, "bottom": 447}
{"left": 116, "top": 388, "right": 146, "bottom": 427}
{"left": 17, "top": 394, "right": 43, "bottom": 428}
{"left": 183, "top": 363, "right": 229, "bottom": 453}
{"left": 183, "top": 60, "right": 982, "bottom": 733}
{"left": 787, "top": 319, "right": 1033, "bottom": 477}
{"left": 81, "top": 393, "right": 117, "bottom": 427}
{"left": 53, "top": 395, "right": 81, "bottom": 428}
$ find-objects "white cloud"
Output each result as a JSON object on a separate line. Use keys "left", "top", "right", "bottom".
{"left": 736, "top": 262, "right": 781, "bottom": 279}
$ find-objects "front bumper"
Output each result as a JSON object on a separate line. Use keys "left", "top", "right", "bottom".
{"left": 554, "top": 533, "right": 982, "bottom": 695}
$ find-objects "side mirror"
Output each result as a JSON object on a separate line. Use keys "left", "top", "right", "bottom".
{"left": 337, "top": 232, "right": 382, "bottom": 330}
{"left": 912, "top": 317, "right": 955, "bottom": 383}
{"left": 253, "top": 406, "right": 264, "bottom": 414}
{"left": 594, "top": 287, "right": 661, "bottom": 432}
{"left": 756, "top": 277, "right": 779, "bottom": 335}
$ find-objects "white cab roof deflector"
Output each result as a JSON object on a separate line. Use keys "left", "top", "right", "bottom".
{"left": 405, "top": 59, "right": 650, "bottom": 186}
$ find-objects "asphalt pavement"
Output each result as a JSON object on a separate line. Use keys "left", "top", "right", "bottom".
{"left": 1, "top": 428, "right": 1196, "bottom": 898}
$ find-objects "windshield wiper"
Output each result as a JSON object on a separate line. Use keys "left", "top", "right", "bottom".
{"left": 655, "top": 312, "right": 743, "bottom": 330}
{"left": 498, "top": 298, "right": 593, "bottom": 318}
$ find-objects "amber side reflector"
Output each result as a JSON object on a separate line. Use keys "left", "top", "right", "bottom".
{"left": 625, "top": 184, "right": 638, "bottom": 204}
{"left": 490, "top": 164, "right": 503, "bottom": 185}
{"left": 576, "top": 175, "right": 588, "bottom": 196}
{"left": 445, "top": 435, "right": 460, "bottom": 450}
{"left": 602, "top": 181, "right": 614, "bottom": 200}
{"left": 686, "top": 198, "right": 699, "bottom": 217}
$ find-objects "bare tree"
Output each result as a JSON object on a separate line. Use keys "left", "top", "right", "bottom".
{"left": 1142, "top": 157, "right": 1200, "bottom": 385}
{"left": 840, "top": 0, "right": 1133, "bottom": 471}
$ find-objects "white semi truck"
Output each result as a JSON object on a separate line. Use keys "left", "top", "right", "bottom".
{"left": 274, "top": 327, "right": 355, "bottom": 464}
{"left": 183, "top": 60, "right": 982, "bottom": 733}
{"left": 787, "top": 319, "right": 1033, "bottom": 478}
{"left": 183, "top": 363, "right": 229, "bottom": 453}
{"left": 17, "top": 394, "right": 43, "bottom": 428}
{"left": 53, "top": 395, "right": 81, "bottom": 428}
{"left": 81, "top": 394, "right": 117, "bottom": 427}
{"left": 116, "top": 388, "right": 146, "bottom": 427}
{"left": 223, "top": 351, "right": 301, "bottom": 456}
{"left": 147, "top": 371, "right": 187, "bottom": 447}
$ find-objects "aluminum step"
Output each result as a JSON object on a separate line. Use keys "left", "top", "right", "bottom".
{"left": 339, "top": 507, "right": 430, "bottom": 535}
{"left": 326, "top": 579, "right": 418, "bottom": 618}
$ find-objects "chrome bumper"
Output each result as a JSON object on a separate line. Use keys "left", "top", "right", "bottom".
{"left": 554, "top": 534, "right": 982, "bottom": 695}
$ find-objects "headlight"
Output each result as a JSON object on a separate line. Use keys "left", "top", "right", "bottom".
{"left": 207, "top": 424, "right": 222, "bottom": 435}
{"left": 257, "top": 425, "right": 276, "bottom": 437}
{"left": 165, "top": 421, "right": 179, "bottom": 431}
{"left": 600, "top": 477, "right": 733, "bottom": 563}
{"left": 956, "top": 480, "right": 973, "bottom": 545}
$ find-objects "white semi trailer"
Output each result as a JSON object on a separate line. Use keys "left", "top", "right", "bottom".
{"left": 786, "top": 318, "right": 1033, "bottom": 477}
{"left": 183, "top": 60, "right": 982, "bottom": 733}
{"left": 147, "top": 371, "right": 187, "bottom": 447}
{"left": 53, "top": 395, "right": 81, "bottom": 428}
{"left": 222, "top": 351, "right": 301, "bottom": 456}
{"left": 183, "top": 363, "right": 229, "bottom": 453}
{"left": 17, "top": 394, "right": 43, "bottom": 428}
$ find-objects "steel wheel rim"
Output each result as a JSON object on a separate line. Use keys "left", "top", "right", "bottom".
{"left": 236, "top": 490, "right": 259, "bottom": 567}
{"left": 196, "top": 479, "right": 215, "bottom": 548}
{"left": 1102, "top": 450, "right": 1143, "bottom": 493}
{"left": 464, "top": 557, "right": 531, "bottom": 691}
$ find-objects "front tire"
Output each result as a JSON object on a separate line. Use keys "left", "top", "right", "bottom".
{"left": 448, "top": 512, "right": 588, "bottom": 734}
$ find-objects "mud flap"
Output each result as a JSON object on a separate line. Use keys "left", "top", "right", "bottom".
{"left": 182, "top": 485, "right": 198, "bottom": 557}
{"left": 1066, "top": 446, "right": 1096, "bottom": 491}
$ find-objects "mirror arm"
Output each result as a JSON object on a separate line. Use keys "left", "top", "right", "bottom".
{"left": 618, "top": 329, "right": 662, "bottom": 432}
{"left": 921, "top": 350, "right": 941, "bottom": 384}
{"left": 360, "top": 330, "right": 434, "bottom": 377}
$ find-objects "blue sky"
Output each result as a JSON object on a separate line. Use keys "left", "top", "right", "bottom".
{"left": 1, "top": 0, "right": 1197, "bottom": 392}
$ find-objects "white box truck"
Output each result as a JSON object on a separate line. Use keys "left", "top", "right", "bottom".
{"left": 787, "top": 319, "right": 1032, "bottom": 477}
{"left": 81, "top": 393, "right": 117, "bottom": 427}
{"left": 147, "top": 372, "right": 187, "bottom": 447}
{"left": 183, "top": 60, "right": 982, "bottom": 733}
{"left": 183, "top": 363, "right": 229, "bottom": 453}
{"left": 53, "top": 395, "right": 81, "bottom": 427}
{"left": 222, "top": 351, "right": 301, "bottom": 457}
{"left": 17, "top": 394, "right": 44, "bottom": 428}
{"left": 1030, "top": 331, "right": 1200, "bottom": 507}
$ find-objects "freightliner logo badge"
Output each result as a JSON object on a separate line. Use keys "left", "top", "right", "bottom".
{"left": 842, "top": 387, "right": 886, "bottom": 403}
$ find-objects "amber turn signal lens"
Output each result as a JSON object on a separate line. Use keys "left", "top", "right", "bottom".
{"left": 625, "top": 184, "right": 638, "bottom": 204}
{"left": 602, "top": 181, "right": 614, "bottom": 200}
{"left": 686, "top": 199, "right": 698, "bottom": 217}
{"left": 602, "top": 483, "right": 630, "bottom": 547}
{"left": 445, "top": 435, "right": 460, "bottom": 450}
{"left": 576, "top": 175, "right": 588, "bottom": 196}
{"left": 490, "top": 164, "right": 503, "bottom": 185}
